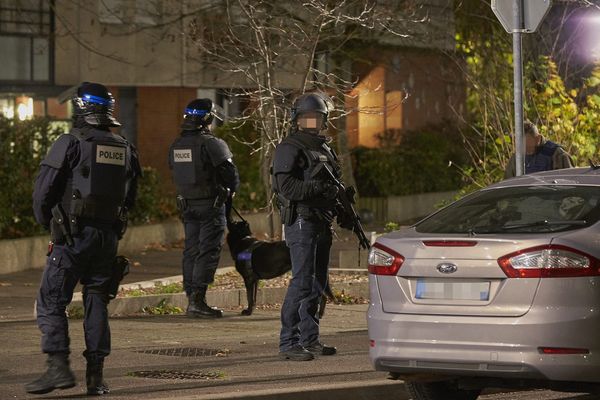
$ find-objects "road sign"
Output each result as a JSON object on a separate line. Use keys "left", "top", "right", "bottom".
{"left": 492, "top": 0, "right": 552, "bottom": 33}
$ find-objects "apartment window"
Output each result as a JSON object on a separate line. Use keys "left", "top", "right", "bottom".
{"left": 0, "top": 95, "right": 69, "bottom": 121}
{"left": 0, "top": 0, "right": 52, "bottom": 83}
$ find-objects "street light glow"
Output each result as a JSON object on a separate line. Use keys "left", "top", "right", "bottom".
{"left": 583, "top": 14, "right": 600, "bottom": 61}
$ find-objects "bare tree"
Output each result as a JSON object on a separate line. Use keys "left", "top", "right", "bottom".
{"left": 184, "top": 0, "right": 431, "bottom": 227}
{"left": 50, "top": 0, "right": 445, "bottom": 232}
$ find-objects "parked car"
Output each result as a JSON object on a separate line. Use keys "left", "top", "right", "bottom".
{"left": 367, "top": 167, "right": 600, "bottom": 399}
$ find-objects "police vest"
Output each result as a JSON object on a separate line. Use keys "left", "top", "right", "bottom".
{"left": 64, "top": 128, "right": 130, "bottom": 223}
{"left": 525, "top": 141, "right": 559, "bottom": 174}
{"left": 170, "top": 133, "right": 219, "bottom": 199}
{"left": 277, "top": 131, "right": 341, "bottom": 209}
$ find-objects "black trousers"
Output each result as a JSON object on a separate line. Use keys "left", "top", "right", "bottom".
{"left": 280, "top": 217, "right": 332, "bottom": 351}
{"left": 36, "top": 226, "right": 117, "bottom": 362}
{"left": 182, "top": 202, "right": 226, "bottom": 296}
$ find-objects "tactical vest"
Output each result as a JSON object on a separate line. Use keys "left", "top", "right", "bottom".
{"left": 63, "top": 128, "right": 130, "bottom": 223}
{"left": 276, "top": 132, "right": 340, "bottom": 209}
{"left": 170, "top": 133, "right": 219, "bottom": 199}
{"left": 525, "top": 141, "right": 559, "bottom": 174}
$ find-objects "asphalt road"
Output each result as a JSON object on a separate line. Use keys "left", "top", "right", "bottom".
{"left": 1, "top": 304, "right": 599, "bottom": 400}
{"left": 1, "top": 234, "right": 599, "bottom": 400}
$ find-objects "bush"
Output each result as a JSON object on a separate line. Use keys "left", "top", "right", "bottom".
{"left": 128, "top": 167, "right": 177, "bottom": 225}
{"left": 0, "top": 116, "right": 176, "bottom": 239}
{"left": 215, "top": 122, "right": 266, "bottom": 211}
{"left": 0, "top": 116, "right": 62, "bottom": 238}
{"left": 352, "top": 122, "right": 467, "bottom": 197}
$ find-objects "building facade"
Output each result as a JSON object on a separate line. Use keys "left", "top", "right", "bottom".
{"left": 0, "top": 0, "right": 462, "bottom": 185}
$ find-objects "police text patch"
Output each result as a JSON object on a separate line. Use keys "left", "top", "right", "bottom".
{"left": 96, "top": 145, "right": 126, "bottom": 166}
{"left": 174, "top": 149, "right": 193, "bottom": 163}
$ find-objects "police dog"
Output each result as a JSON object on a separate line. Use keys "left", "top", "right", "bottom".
{"left": 226, "top": 219, "right": 333, "bottom": 316}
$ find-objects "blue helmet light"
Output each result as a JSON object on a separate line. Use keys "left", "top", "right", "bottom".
{"left": 185, "top": 108, "right": 209, "bottom": 117}
{"left": 82, "top": 93, "right": 112, "bottom": 106}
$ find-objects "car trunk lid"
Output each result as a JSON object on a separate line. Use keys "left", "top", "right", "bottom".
{"left": 374, "top": 234, "right": 552, "bottom": 317}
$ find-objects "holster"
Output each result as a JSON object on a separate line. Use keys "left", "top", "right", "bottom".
{"left": 107, "top": 256, "right": 130, "bottom": 301}
{"left": 50, "top": 218, "right": 64, "bottom": 244}
{"left": 51, "top": 204, "right": 74, "bottom": 246}
{"left": 278, "top": 195, "right": 297, "bottom": 226}
{"left": 113, "top": 207, "right": 128, "bottom": 240}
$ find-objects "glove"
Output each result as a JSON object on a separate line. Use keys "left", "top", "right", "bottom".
{"left": 336, "top": 207, "right": 355, "bottom": 230}
{"left": 313, "top": 181, "right": 339, "bottom": 199}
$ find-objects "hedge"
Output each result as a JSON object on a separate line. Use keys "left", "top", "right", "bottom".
{"left": 352, "top": 122, "right": 467, "bottom": 197}
{"left": 0, "top": 116, "right": 175, "bottom": 239}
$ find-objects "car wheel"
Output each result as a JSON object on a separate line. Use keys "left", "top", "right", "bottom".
{"left": 405, "top": 381, "right": 482, "bottom": 400}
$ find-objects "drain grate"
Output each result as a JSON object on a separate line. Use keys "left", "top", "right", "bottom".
{"left": 137, "top": 347, "right": 229, "bottom": 357}
{"left": 128, "top": 369, "right": 223, "bottom": 380}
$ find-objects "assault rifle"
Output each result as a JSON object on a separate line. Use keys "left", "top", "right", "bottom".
{"left": 311, "top": 164, "right": 370, "bottom": 250}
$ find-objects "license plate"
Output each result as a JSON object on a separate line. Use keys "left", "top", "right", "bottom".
{"left": 415, "top": 279, "right": 490, "bottom": 301}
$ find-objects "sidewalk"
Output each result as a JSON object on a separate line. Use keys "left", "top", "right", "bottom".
{"left": 0, "top": 227, "right": 365, "bottom": 322}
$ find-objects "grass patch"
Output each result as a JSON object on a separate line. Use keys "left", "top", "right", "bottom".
{"left": 142, "top": 299, "right": 183, "bottom": 315}
{"left": 121, "top": 282, "right": 184, "bottom": 298}
{"left": 331, "top": 289, "right": 367, "bottom": 305}
{"left": 66, "top": 305, "right": 84, "bottom": 319}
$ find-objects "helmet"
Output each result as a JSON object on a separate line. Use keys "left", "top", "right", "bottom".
{"left": 72, "top": 82, "right": 120, "bottom": 127}
{"left": 290, "top": 92, "right": 333, "bottom": 130}
{"left": 182, "top": 98, "right": 215, "bottom": 130}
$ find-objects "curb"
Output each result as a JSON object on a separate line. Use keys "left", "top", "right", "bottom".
{"left": 150, "top": 380, "right": 408, "bottom": 400}
{"left": 68, "top": 272, "right": 370, "bottom": 317}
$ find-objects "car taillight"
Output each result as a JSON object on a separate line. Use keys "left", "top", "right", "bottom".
{"left": 538, "top": 347, "right": 589, "bottom": 355}
{"left": 368, "top": 243, "right": 404, "bottom": 275}
{"left": 498, "top": 245, "right": 600, "bottom": 278}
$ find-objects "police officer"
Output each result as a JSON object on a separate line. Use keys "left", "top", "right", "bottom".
{"left": 169, "top": 99, "right": 239, "bottom": 318}
{"left": 272, "top": 92, "right": 341, "bottom": 361}
{"left": 25, "top": 82, "right": 141, "bottom": 395}
{"left": 504, "top": 120, "right": 573, "bottom": 178}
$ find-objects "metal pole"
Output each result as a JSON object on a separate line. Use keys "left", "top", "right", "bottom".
{"left": 513, "top": 0, "right": 525, "bottom": 176}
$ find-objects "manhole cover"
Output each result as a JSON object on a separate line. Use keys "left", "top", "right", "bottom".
{"left": 128, "top": 370, "right": 223, "bottom": 380}
{"left": 137, "top": 347, "right": 229, "bottom": 357}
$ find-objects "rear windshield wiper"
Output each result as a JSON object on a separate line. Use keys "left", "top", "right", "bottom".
{"left": 501, "top": 220, "right": 587, "bottom": 230}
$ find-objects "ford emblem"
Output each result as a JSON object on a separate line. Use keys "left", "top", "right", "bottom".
{"left": 437, "top": 263, "right": 457, "bottom": 274}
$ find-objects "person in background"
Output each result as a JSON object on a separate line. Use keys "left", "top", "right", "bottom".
{"left": 504, "top": 120, "right": 573, "bottom": 178}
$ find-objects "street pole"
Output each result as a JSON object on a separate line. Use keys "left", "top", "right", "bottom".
{"left": 513, "top": 0, "right": 525, "bottom": 176}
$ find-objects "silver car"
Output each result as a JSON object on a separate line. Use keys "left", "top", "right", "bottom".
{"left": 367, "top": 167, "right": 600, "bottom": 399}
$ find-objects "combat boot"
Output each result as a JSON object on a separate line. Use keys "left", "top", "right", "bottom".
{"left": 86, "top": 359, "right": 109, "bottom": 395}
{"left": 25, "top": 353, "right": 76, "bottom": 394}
{"left": 187, "top": 288, "right": 223, "bottom": 318}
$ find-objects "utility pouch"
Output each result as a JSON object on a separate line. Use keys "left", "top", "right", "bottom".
{"left": 69, "top": 190, "right": 82, "bottom": 236}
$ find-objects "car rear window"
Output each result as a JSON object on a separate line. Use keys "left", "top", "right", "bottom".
{"left": 416, "top": 185, "right": 600, "bottom": 234}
